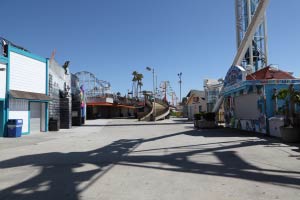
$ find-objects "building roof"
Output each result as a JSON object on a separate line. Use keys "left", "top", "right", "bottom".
{"left": 10, "top": 90, "right": 52, "bottom": 101}
{"left": 246, "top": 66, "right": 295, "bottom": 80}
{"left": 186, "top": 90, "right": 205, "bottom": 98}
{"left": 185, "top": 90, "right": 206, "bottom": 105}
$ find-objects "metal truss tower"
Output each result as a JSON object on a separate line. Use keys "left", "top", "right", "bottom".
{"left": 235, "top": 0, "right": 268, "bottom": 73}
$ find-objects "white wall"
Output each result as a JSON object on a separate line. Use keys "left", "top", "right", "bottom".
{"left": 10, "top": 52, "right": 46, "bottom": 94}
{"left": 9, "top": 99, "right": 29, "bottom": 133}
{"left": 0, "top": 63, "right": 6, "bottom": 98}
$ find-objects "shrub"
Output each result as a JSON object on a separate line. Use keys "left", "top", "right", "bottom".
{"left": 194, "top": 112, "right": 204, "bottom": 120}
{"left": 277, "top": 84, "right": 300, "bottom": 127}
{"left": 194, "top": 112, "right": 216, "bottom": 121}
{"left": 203, "top": 112, "right": 216, "bottom": 121}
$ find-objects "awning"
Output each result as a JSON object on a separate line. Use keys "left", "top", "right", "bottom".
{"left": 87, "top": 102, "right": 114, "bottom": 106}
{"left": 10, "top": 90, "right": 52, "bottom": 101}
{"left": 117, "top": 105, "right": 136, "bottom": 109}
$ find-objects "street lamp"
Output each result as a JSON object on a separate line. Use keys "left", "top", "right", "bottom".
{"left": 178, "top": 72, "right": 182, "bottom": 104}
{"left": 146, "top": 66, "right": 156, "bottom": 121}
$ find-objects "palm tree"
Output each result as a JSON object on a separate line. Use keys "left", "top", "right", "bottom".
{"left": 136, "top": 73, "right": 144, "bottom": 98}
{"left": 132, "top": 71, "right": 138, "bottom": 98}
{"left": 132, "top": 71, "right": 144, "bottom": 98}
{"left": 137, "top": 81, "right": 143, "bottom": 98}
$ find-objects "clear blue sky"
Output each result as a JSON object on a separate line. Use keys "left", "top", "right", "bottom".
{"left": 1, "top": 0, "right": 300, "bottom": 100}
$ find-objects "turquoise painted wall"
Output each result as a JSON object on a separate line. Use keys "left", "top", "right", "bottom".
{"left": 0, "top": 101, "right": 4, "bottom": 136}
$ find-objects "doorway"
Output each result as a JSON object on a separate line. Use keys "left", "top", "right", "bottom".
{"left": 30, "top": 102, "right": 41, "bottom": 133}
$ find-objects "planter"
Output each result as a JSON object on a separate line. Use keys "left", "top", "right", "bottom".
{"left": 194, "top": 120, "right": 200, "bottom": 129}
{"left": 280, "top": 126, "right": 300, "bottom": 143}
{"left": 293, "top": 113, "right": 300, "bottom": 128}
{"left": 198, "top": 120, "right": 216, "bottom": 129}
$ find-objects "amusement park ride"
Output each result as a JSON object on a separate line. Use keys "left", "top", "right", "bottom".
{"left": 159, "top": 81, "right": 177, "bottom": 106}
{"left": 234, "top": 0, "right": 268, "bottom": 71}
{"left": 75, "top": 0, "right": 271, "bottom": 120}
{"left": 74, "top": 71, "right": 111, "bottom": 98}
{"left": 213, "top": 0, "right": 269, "bottom": 112}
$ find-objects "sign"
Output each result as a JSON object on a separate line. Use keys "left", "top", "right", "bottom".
{"left": 224, "top": 65, "right": 246, "bottom": 87}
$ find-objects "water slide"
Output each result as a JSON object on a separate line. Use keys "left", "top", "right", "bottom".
{"left": 154, "top": 102, "right": 170, "bottom": 121}
{"left": 139, "top": 100, "right": 153, "bottom": 121}
{"left": 139, "top": 100, "right": 170, "bottom": 121}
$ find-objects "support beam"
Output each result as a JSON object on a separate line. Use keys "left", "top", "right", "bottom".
{"left": 263, "top": 13, "right": 269, "bottom": 66}
{"left": 232, "top": 0, "right": 270, "bottom": 66}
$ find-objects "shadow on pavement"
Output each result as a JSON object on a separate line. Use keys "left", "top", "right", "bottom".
{"left": 0, "top": 139, "right": 142, "bottom": 200}
{"left": 83, "top": 122, "right": 193, "bottom": 127}
{"left": 1, "top": 128, "right": 300, "bottom": 199}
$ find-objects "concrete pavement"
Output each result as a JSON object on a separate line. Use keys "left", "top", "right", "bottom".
{"left": 0, "top": 118, "right": 299, "bottom": 200}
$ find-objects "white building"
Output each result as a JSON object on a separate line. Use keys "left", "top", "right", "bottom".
{"left": 183, "top": 90, "right": 207, "bottom": 120}
{"left": 0, "top": 41, "right": 50, "bottom": 136}
{"left": 203, "top": 79, "right": 223, "bottom": 112}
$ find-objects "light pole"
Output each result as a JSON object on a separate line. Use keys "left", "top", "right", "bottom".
{"left": 178, "top": 72, "right": 182, "bottom": 104}
{"left": 146, "top": 66, "right": 156, "bottom": 120}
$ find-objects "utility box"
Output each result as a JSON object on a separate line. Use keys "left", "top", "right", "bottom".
{"left": 269, "top": 117, "right": 284, "bottom": 137}
{"left": 7, "top": 119, "right": 23, "bottom": 137}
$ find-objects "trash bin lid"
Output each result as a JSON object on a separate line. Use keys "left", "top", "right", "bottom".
{"left": 7, "top": 119, "right": 17, "bottom": 124}
{"left": 7, "top": 119, "right": 23, "bottom": 125}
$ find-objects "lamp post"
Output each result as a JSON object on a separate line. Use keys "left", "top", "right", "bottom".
{"left": 178, "top": 72, "right": 182, "bottom": 104}
{"left": 146, "top": 66, "right": 156, "bottom": 120}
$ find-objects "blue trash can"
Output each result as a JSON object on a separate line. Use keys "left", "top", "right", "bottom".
{"left": 7, "top": 119, "right": 23, "bottom": 137}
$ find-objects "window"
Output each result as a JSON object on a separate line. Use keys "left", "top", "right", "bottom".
{"left": 199, "top": 106, "right": 202, "bottom": 112}
{"left": 193, "top": 97, "right": 199, "bottom": 103}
